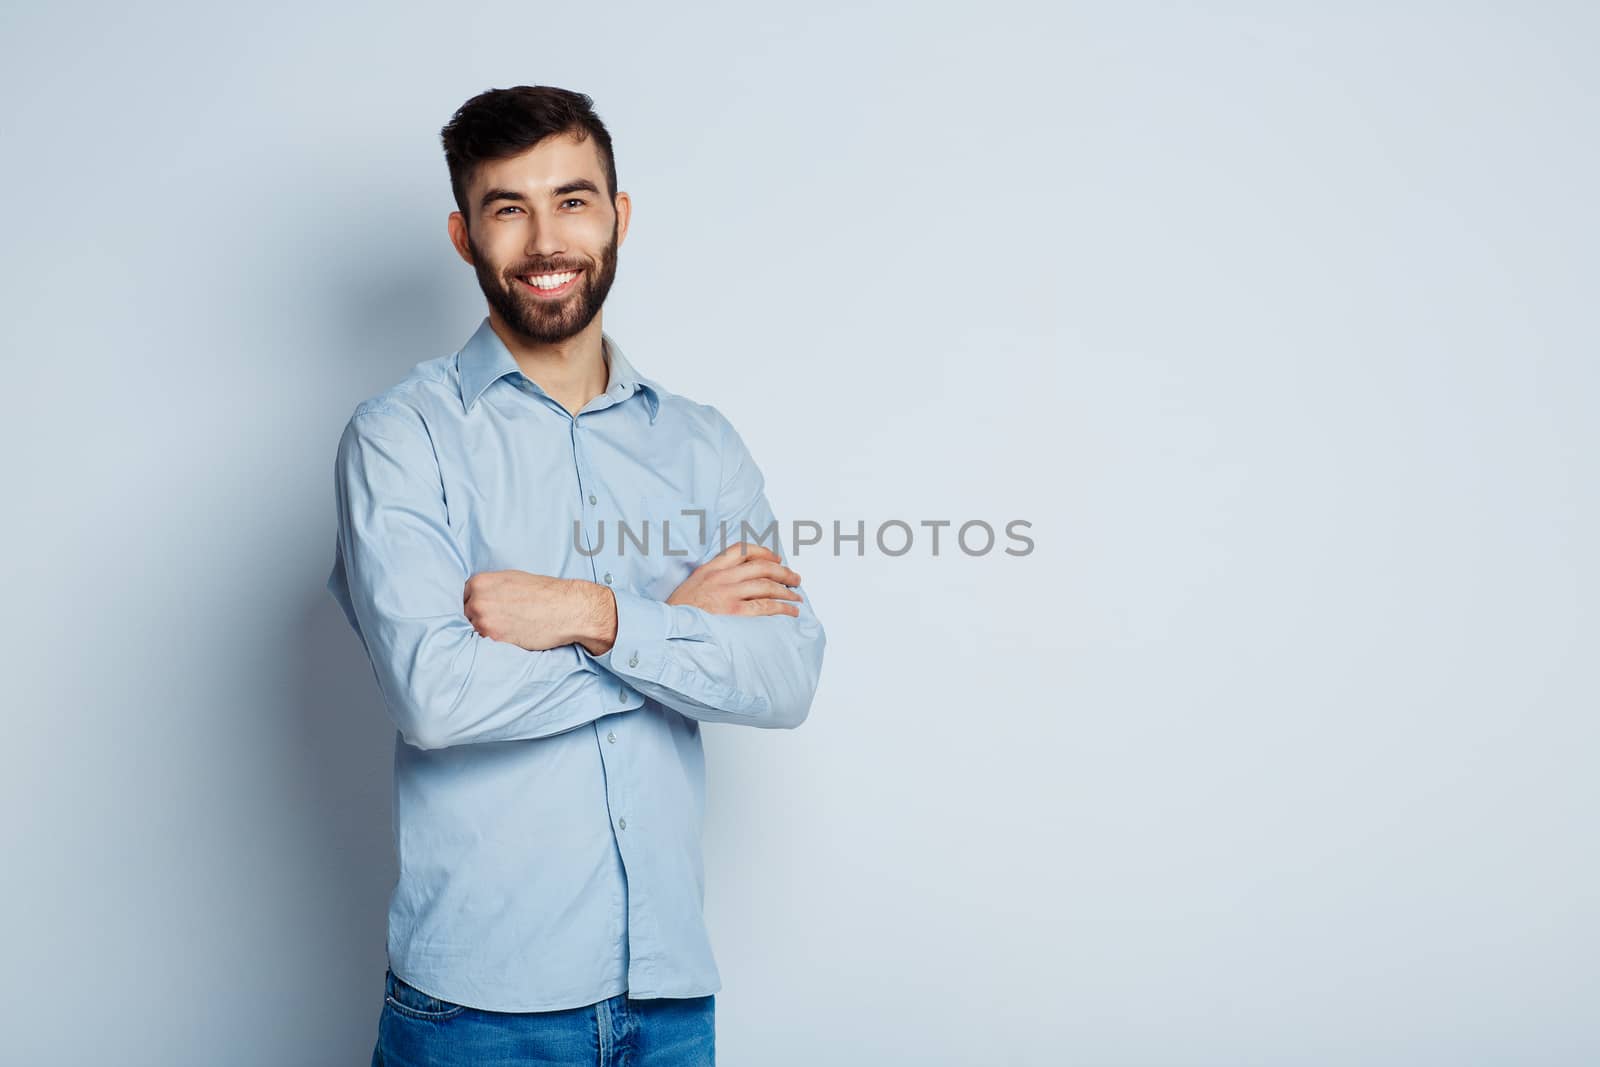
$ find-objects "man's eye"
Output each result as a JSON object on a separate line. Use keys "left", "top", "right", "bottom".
{"left": 496, "top": 205, "right": 523, "bottom": 216}
{"left": 563, "top": 198, "right": 586, "bottom": 209}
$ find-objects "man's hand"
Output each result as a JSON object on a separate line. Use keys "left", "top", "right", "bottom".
{"left": 667, "top": 542, "right": 803, "bottom": 618}
{"left": 463, "top": 571, "right": 603, "bottom": 652}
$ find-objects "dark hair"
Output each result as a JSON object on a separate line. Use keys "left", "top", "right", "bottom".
{"left": 440, "top": 85, "right": 618, "bottom": 223}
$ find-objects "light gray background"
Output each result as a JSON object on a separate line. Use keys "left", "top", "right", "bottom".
{"left": 3, "top": 2, "right": 1595, "bottom": 1064}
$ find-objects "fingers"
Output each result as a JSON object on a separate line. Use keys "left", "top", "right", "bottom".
{"left": 740, "top": 597, "right": 801, "bottom": 618}
{"left": 732, "top": 578, "right": 803, "bottom": 603}
{"left": 710, "top": 541, "right": 782, "bottom": 569}
{"left": 726, "top": 556, "right": 802, "bottom": 587}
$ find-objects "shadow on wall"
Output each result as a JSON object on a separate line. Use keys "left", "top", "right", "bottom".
{"left": 278, "top": 192, "right": 466, "bottom": 1057}
{"left": 288, "top": 573, "right": 397, "bottom": 1052}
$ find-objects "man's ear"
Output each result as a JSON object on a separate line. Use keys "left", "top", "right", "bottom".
{"left": 447, "top": 212, "right": 475, "bottom": 266}
{"left": 613, "top": 191, "right": 632, "bottom": 248}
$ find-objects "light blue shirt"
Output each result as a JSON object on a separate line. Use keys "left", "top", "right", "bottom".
{"left": 325, "top": 315, "right": 827, "bottom": 1012}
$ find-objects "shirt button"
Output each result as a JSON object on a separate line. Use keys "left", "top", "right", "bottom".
{"left": 588, "top": 493, "right": 598, "bottom": 505}
{"left": 618, "top": 686, "right": 627, "bottom": 703}
{"left": 603, "top": 572, "right": 612, "bottom": 584}
{"left": 618, "top": 817, "right": 627, "bottom": 830}
{"left": 607, "top": 731, "right": 616, "bottom": 743}
{"left": 627, "top": 651, "right": 639, "bottom": 668}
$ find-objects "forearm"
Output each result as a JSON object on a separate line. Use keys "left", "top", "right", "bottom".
{"left": 570, "top": 579, "right": 620, "bottom": 657}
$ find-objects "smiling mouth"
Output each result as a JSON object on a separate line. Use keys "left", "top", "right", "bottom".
{"left": 518, "top": 269, "right": 582, "bottom": 298}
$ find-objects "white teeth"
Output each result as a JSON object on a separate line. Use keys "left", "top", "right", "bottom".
{"left": 525, "top": 271, "right": 577, "bottom": 290}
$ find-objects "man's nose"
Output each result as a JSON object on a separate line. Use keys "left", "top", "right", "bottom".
{"left": 524, "top": 218, "right": 567, "bottom": 258}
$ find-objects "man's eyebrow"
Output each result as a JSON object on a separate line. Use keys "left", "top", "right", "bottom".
{"left": 479, "top": 179, "right": 603, "bottom": 211}
{"left": 552, "top": 178, "right": 601, "bottom": 197}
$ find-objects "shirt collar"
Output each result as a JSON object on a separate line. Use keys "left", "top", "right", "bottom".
{"left": 456, "top": 316, "right": 660, "bottom": 423}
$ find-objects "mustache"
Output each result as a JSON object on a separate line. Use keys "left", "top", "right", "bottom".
{"left": 508, "top": 261, "right": 587, "bottom": 277}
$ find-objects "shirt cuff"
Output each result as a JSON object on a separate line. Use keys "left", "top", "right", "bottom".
{"left": 593, "top": 587, "right": 676, "bottom": 683}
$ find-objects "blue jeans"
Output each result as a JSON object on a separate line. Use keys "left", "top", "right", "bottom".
{"left": 371, "top": 968, "right": 715, "bottom": 1066}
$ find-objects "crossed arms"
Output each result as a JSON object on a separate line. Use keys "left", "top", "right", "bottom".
{"left": 326, "top": 403, "right": 827, "bottom": 751}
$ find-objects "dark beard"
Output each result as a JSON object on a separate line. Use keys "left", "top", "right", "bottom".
{"left": 470, "top": 216, "right": 619, "bottom": 345}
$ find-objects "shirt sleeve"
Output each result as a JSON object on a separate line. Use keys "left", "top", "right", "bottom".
{"left": 326, "top": 404, "right": 634, "bottom": 751}
{"left": 580, "top": 408, "right": 828, "bottom": 729}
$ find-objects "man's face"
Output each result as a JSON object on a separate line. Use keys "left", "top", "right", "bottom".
{"left": 454, "top": 132, "right": 626, "bottom": 345}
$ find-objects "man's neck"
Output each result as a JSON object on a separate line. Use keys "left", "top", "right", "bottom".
{"left": 487, "top": 312, "right": 609, "bottom": 417}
